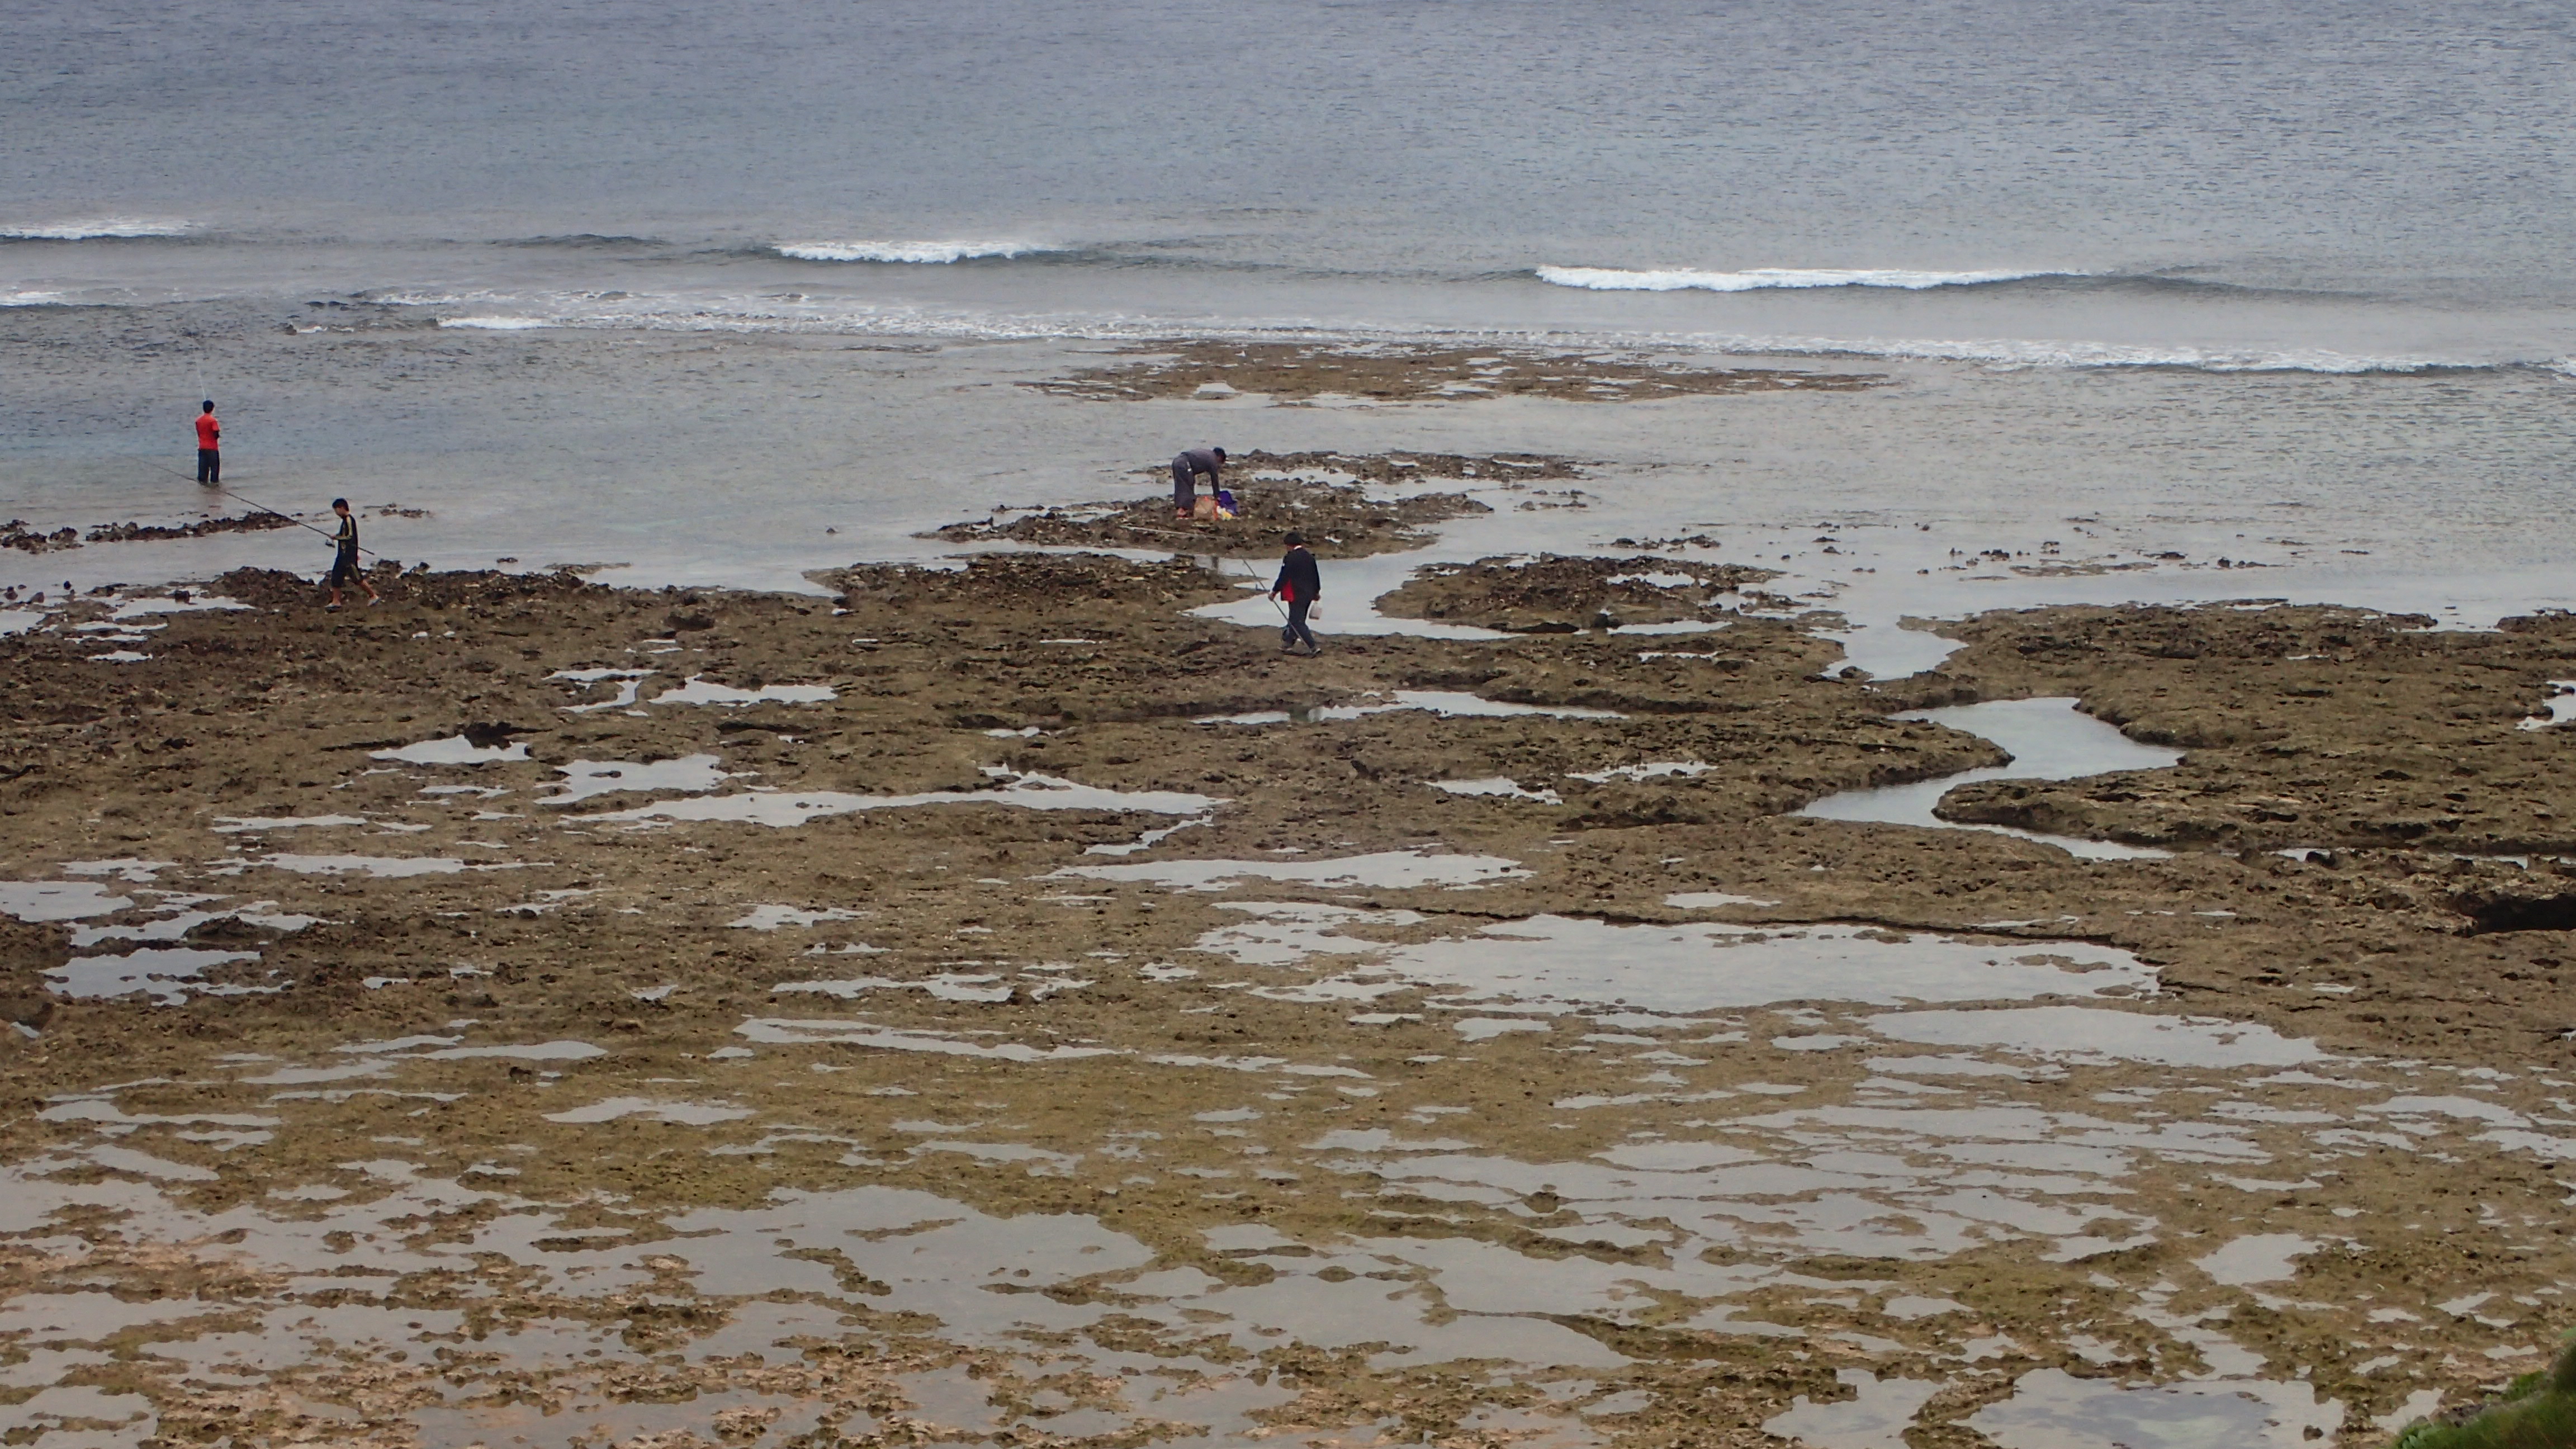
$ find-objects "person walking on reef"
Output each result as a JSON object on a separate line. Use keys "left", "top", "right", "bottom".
{"left": 193, "top": 401, "right": 220, "bottom": 487}
{"left": 325, "top": 498, "right": 378, "bottom": 610}
{"left": 1172, "top": 446, "right": 1225, "bottom": 519}
{"left": 1271, "top": 531, "right": 1322, "bottom": 655}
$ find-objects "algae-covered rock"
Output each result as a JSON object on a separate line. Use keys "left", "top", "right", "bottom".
{"left": 2395, "top": 1332, "right": 2576, "bottom": 1448}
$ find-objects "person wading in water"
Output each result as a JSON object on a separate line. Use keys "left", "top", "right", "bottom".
{"left": 194, "top": 401, "right": 220, "bottom": 486}
{"left": 1271, "top": 531, "right": 1321, "bottom": 655}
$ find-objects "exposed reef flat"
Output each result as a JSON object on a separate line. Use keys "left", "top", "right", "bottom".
{"left": 1026, "top": 341, "right": 1884, "bottom": 405}
{"left": 2, "top": 544, "right": 2572, "bottom": 1448}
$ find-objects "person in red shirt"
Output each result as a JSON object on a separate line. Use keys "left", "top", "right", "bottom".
{"left": 193, "top": 401, "right": 220, "bottom": 486}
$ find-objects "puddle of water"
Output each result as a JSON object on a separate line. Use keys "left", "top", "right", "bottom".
{"left": 651, "top": 675, "right": 835, "bottom": 706}
{"left": 729, "top": 904, "right": 867, "bottom": 929}
{"left": 774, "top": 973, "right": 1022, "bottom": 1003}
{"left": 1800, "top": 698, "right": 2181, "bottom": 859}
{"left": 1966, "top": 1367, "right": 2339, "bottom": 1449}
{"left": 335, "top": 1034, "right": 607, "bottom": 1062}
{"left": 1196, "top": 690, "right": 1624, "bottom": 726}
{"left": 0, "top": 882, "right": 135, "bottom": 922}
{"left": 1211, "top": 912, "right": 2158, "bottom": 1016}
{"left": 1571, "top": 760, "right": 1715, "bottom": 782}
{"left": 542, "top": 754, "right": 731, "bottom": 803}
{"left": 1664, "top": 891, "right": 1781, "bottom": 908}
{"left": 210, "top": 814, "right": 373, "bottom": 832}
{"left": 1057, "top": 849, "right": 1527, "bottom": 892}
{"left": 1764, "top": 1368, "right": 1943, "bottom": 1449}
{"left": 2518, "top": 680, "right": 2576, "bottom": 730}
{"left": 542, "top": 1097, "right": 754, "bottom": 1125}
{"left": 1433, "top": 777, "right": 1565, "bottom": 804}
{"left": 254, "top": 855, "right": 514, "bottom": 878}
{"left": 1609, "top": 618, "right": 1731, "bottom": 636}
{"left": 110, "top": 594, "right": 247, "bottom": 619}
{"left": 2195, "top": 1233, "right": 2317, "bottom": 1285}
{"left": 1867, "top": 1007, "right": 2322, "bottom": 1068}
{"left": 1820, "top": 625, "right": 1966, "bottom": 680}
{"left": 550, "top": 666, "right": 656, "bottom": 714}
{"left": 737, "top": 1018, "right": 1119, "bottom": 1062}
{"left": 370, "top": 736, "right": 531, "bottom": 765}
{"left": 585, "top": 770, "right": 1223, "bottom": 828}
{"left": 44, "top": 947, "right": 262, "bottom": 1003}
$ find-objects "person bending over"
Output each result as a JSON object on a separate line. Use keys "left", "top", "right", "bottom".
{"left": 195, "top": 401, "right": 220, "bottom": 486}
{"left": 325, "top": 498, "right": 378, "bottom": 610}
{"left": 1271, "top": 531, "right": 1321, "bottom": 655}
{"left": 1172, "top": 446, "right": 1225, "bottom": 518}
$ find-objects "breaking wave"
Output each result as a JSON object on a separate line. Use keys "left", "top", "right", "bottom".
{"left": 773, "top": 239, "right": 1061, "bottom": 264}
{"left": 0, "top": 218, "right": 195, "bottom": 240}
{"left": 1536, "top": 265, "right": 2068, "bottom": 292}
{"left": 397, "top": 292, "right": 2555, "bottom": 376}
{"left": 1711, "top": 330, "right": 2506, "bottom": 375}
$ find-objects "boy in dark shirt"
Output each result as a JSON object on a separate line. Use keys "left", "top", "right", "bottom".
{"left": 1270, "top": 532, "right": 1321, "bottom": 655}
{"left": 325, "top": 498, "right": 379, "bottom": 609}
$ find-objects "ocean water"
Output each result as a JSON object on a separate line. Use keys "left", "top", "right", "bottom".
{"left": 5, "top": 0, "right": 2575, "bottom": 621}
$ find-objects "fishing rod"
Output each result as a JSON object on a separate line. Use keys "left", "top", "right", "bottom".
{"left": 136, "top": 459, "right": 386, "bottom": 558}
{"left": 1093, "top": 519, "right": 1294, "bottom": 621}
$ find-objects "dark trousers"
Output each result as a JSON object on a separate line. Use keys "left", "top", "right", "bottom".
{"left": 196, "top": 448, "right": 220, "bottom": 486}
{"left": 1281, "top": 598, "right": 1316, "bottom": 651}
{"left": 1172, "top": 461, "right": 1200, "bottom": 512}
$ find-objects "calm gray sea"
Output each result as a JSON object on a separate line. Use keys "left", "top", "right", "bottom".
{"left": 5, "top": 0, "right": 2574, "bottom": 623}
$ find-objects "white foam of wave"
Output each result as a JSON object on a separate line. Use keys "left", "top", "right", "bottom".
{"left": 0, "top": 219, "right": 193, "bottom": 240}
{"left": 1539, "top": 265, "right": 2059, "bottom": 293}
{"left": 1706, "top": 330, "right": 2476, "bottom": 375}
{"left": 774, "top": 239, "right": 1054, "bottom": 264}
{"left": 392, "top": 290, "right": 2506, "bottom": 376}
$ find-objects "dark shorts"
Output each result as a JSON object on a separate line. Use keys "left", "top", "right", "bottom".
{"left": 329, "top": 556, "right": 361, "bottom": 586}
{"left": 196, "top": 448, "right": 220, "bottom": 484}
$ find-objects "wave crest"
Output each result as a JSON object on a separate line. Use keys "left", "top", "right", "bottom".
{"left": 1535, "top": 265, "right": 2065, "bottom": 292}
{"left": 0, "top": 219, "right": 195, "bottom": 241}
{"left": 774, "top": 239, "right": 1055, "bottom": 264}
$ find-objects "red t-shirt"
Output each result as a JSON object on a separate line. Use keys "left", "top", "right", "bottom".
{"left": 195, "top": 413, "right": 219, "bottom": 448}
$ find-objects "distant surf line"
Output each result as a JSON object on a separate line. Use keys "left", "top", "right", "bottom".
{"left": 1535, "top": 264, "right": 2068, "bottom": 292}
{"left": 0, "top": 219, "right": 196, "bottom": 240}
{"left": 419, "top": 300, "right": 2527, "bottom": 377}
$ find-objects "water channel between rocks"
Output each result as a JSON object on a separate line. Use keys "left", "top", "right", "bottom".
{"left": 1799, "top": 698, "right": 2182, "bottom": 859}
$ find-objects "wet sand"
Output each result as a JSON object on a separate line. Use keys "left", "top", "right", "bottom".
{"left": 2, "top": 470, "right": 2573, "bottom": 1449}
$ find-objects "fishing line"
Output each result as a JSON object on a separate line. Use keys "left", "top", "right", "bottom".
{"left": 136, "top": 459, "right": 383, "bottom": 558}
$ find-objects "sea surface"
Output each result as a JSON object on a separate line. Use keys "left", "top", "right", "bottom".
{"left": 5, "top": 0, "right": 2574, "bottom": 627}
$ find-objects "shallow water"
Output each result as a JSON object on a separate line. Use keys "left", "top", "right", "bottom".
{"left": 4, "top": 965, "right": 2565, "bottom": 1449}
{"left": 1058, "top": 849, "right": 1528, "bottom": 892}
{"left": 1430, "top": 777, "right": 1566, "bottom": 804}
{"left": 1195, "top": 690, "right": 1623, "bottom": 727}
{"left": 370, "top": 735, "right": 530, "bottom": 765}
{"left": 1800, "top": 697, "right": 2181, "bottom": 858}
{"left": 1865, "top": 1006, "right": 2323, "bottom": 1068}
{"left": 648, "top": 676, "right": 836, "bottom": 707}
{"left": 582, "top": 769, "right": 1224, "bottom": 828}
{"left": 1202, "top": 910, "right": 2160, "bottom": 1016}
{"left": 1966, "top": 1367, "right": 2338, "bottom": 1449}
{"left": 541, "top": 754, "right": 731, "bottom": 804}
{"left": 44, "top": 946, "right": 261, "bottom": 1003}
